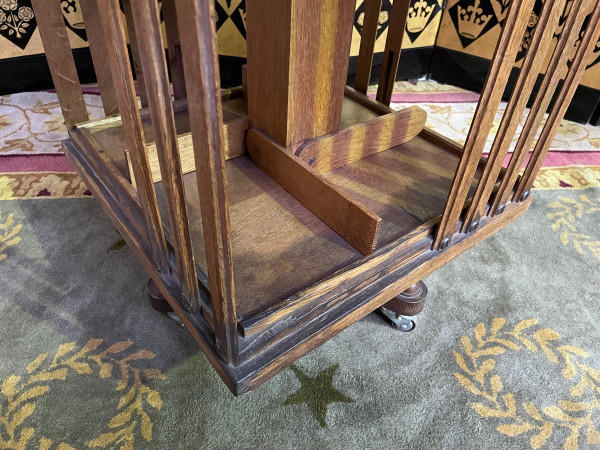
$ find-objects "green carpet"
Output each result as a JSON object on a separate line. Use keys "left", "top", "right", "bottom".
{"left": 1, "top": 188, "right": 599, "bottom": 449}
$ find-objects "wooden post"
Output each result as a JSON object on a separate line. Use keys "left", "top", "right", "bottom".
{"left": 176, "top": 0, "right": 238, "bottom": 364}
{"left": 98, "top": 0, "right": 170, "bottom": 274}
{"left": 246, "top": 0, "right": 355, "bottom": 148}
{"left": 354, "top": 0, "right": 383, "bottom": 94}
{"left": 130, "top": 0, "right": 200, "bottom": 312}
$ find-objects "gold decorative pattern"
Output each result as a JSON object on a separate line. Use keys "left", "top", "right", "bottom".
{"left": 454, "top": 318, "right": 600, "bottom": 449}
{"left": 533, "top": 166, "right": 600, "bottom": 191}
{"left": 0, "top": 339, "right": 165, "bottom": 449}
{"left": 0, "top": 209, "right": 21, "bottom": 262}
{"left": 547, "top": 194, "right": 600, "bottom": 259}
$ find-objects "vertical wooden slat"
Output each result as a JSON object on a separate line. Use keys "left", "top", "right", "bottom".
{"left": 130, "top": 0, "right": 199, "bottom": 312}
{"left": 123, "top": 0, "right": 149, "bottom": 108}
{"left": 490, "top": 0, "right": 592, "bottom": 215}
{"left": 98, "top": 0, "right": 170, "bottom": 274}
{"left": 176, "top": 0, "right": 238, "bottom": 363}
{"left": 79, "top": 0, "right": 119, "bottom": 116}
{"left": 375, "top": 0, "right": 410, "bottom": 105}
{"left": 515, "top": 2, "right": 600, "bottom": 199}
{"left": 433, "top": 0, "right": 535, "bottom": 250}
{"left": 461, "top": 0, "right": 566, "bottom": 231}
{"left": 354, "top": 0, "right": 383, "bottom": 94}
{"left": 31, "top": 0, "right": 88, "bottom": 129}
{"left": 162, "top": 0, "right": 187, "bottom": 100}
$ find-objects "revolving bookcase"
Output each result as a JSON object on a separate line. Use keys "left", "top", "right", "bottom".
{"left": 31, "top": 0, "right": 600, "bottom": 395}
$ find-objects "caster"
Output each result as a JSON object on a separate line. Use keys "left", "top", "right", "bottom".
{"left": 147, "top": 279, "right": 186, "bottom": 328}
{"left": 380, "top": 306, "right": 416, "bottom": 332}
{"left": 379, "top": 281, "right": 427, "bottom": 331}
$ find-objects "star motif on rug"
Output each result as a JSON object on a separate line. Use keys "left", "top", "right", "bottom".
{"left": 283, "top": 363, "right": 354, "bottom": 427}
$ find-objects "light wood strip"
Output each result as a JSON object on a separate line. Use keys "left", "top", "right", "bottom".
{"left": 461, "top": 0, "right": 566, "bottom": 231}
{"left": 162, "top": 0, "right": 187, "bottom": 100}
{"left": 79, "top": 0, "right": 119, "bottom": 116}
{"left": 294, "top": 106, "right": 427, "bottom": 172}
{"left": 376, "top": 0, "right": 410, "bottom": 105}
{"left": 130, "top": 0, "right": 199, "bottom": 310}
{"left": 247, "top": 128, "right": 382, "bottom": 255}
{"left": 354, "top": 0, "right": 383, "bottom": 94}
{"left": 433, "top": 0, "right": 535, "bottom": 250}
{"left": 30, "top": 0, "right": 88, "bottom": 129}
{"left": 489, "top": 0, "right": 592, "bottom": 215}
{"left": 123, "top": 0, "right": 149, "bottom": 108}
{"left": 98, "top": 0, "right": 169, "bottom": 273}
{"left": 176, "top": 0, "right": 238, "bottom": 364}
{"left": 516, "top": 1, "right": 600, "bottom": 199}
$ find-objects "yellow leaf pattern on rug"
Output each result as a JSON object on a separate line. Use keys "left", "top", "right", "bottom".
{"left": 454, "top": 318, "right": 599, "bottom": 449}
{"left": 547, "top": 194, "right": 600, "bottom": 259}
{"left": 0, "top": 209, "right": 21, "bottom": 262}
{"left": 0, "top": 339, "right": 165, "bottom": 449}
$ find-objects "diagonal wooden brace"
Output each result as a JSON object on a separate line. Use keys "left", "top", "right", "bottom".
{"left": 293, "top": 106, "right": 427, "bottom": 173}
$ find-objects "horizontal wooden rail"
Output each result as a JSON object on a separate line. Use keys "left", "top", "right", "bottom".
{"left": 247, "top": 128, "right": 382, "bottom": 255}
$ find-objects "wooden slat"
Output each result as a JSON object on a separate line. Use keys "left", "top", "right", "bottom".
{"left": 98, "top": 0, "right": 169, "bottom": 273}
{"left": 30, "top": 0, "right": 88, "bottom": 129}
{"left": 354, "top": 0, "right": 383, "bottom": 94}
{"left": 130, "top": 0, "right": 199, "bottom": 311}
{"left": 247, "top": 128, "right": 382, "bottom": 255}
{"left": 515, "top": 1, "right": 600, "bottom": 199}
{"left": 79, "top": 0, "right": 119, "bottom": 116}
{"left": 123, "top": 0, "right": 149, "bottom": 108}
{"left": 376, "top": 0, "right": 410, "bottom": 105}
{"left": 461, "top": 0, "right": 566, "bottom": 231}
{"left": 489, "top": 0, "right": 592, "bottom": 215}
{"left": 176, "top": 0, "right": 238, "bottom": 364}
{"left": 432, "top": 0, "right": 535, "bottom": 250}
{"left": 162, "top": 0, "right": 187, "bottom": 100}
{"left": 294, "top": 106, "right": 427, "bottom": 172}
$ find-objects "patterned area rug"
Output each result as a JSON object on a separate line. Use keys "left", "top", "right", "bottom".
{"left": 0, "top": 82, "right": 599, "bottom": 449}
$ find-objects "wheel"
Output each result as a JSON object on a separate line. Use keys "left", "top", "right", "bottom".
{"left": 379, "top": 305, "right": 416, "bottom": 332}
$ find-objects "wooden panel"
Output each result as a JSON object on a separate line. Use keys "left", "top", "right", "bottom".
{"left": 176, "top": 0, "right": 238, "bottom": 364}
{"left": 462, "top": 0, "right": 566, "bottom": 230}
{"left": 130, "top": 0, "right": 199, "bottom": 309}
{"left": 162, "top": 0, "right": 187, "bottom": 100}
{"left": 30, "top": 0, "right": 88, "bottom": 129}
{"left": 246, "top": 129, "right": 382, "bottom": 255}
{"left": 516, "top": 1, "right": 600, "bottom": 198}
{"left": 490, "top": 0, "right": 592, "bottom": 215}
{"left": 322, "top": 136, "right": 482, "bottom": 228}
{"left": 433, "top": 0, "right": 535, "bottom": 249}
{"left": 376, "top": 0, "right": 411, "bottom": 105}
{"left": 294, "top": 106, "right": 427, "bottom": 172}
{"left": 354, "top": 0, "right": 383, "bottom": 94}
{"left": 79, "top": 0, "right": 119, "bottom": 116}
{"left": 98, "top": 0, "right": 169, "bottom": 273}
{"left": 246, "top": 0, "right": 355, "bottom": 147}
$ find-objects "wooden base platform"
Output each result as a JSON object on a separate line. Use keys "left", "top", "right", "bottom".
{"left": 64, "top": 87, "right": 525, "bottom": 395}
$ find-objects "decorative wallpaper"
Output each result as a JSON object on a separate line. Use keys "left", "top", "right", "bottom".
{"left": 435, "top": 0, "right": 600, "bottom": 89}
{"left": 0, "top": 0, "right": 443, "bottom": 61}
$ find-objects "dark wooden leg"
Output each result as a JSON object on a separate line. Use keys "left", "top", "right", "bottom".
{"left": 147, "top": 278, "right": 174, "bottom": 313}
{"left": 379, "top": 281, "right": 428, "bottom": 331}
